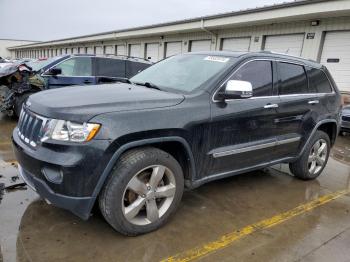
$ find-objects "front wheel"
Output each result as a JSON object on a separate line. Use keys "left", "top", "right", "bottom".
{"left": 99, "top": 147, "right": 184, "bottom": 236}
{"left": 289, "top": 130, "right": 330, "bottom": 180}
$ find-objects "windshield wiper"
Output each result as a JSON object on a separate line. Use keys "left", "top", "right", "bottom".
{"left": 132, "top": 81, "right": 161, "bottom": 90}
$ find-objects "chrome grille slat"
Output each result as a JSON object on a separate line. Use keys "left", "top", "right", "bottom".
{"left": 17, "top": 108, "right": 44, "bottom": 148}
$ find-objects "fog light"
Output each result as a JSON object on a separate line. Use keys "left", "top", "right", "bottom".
{"left": 42, "top": 166, "right": 63, "bottom": 184}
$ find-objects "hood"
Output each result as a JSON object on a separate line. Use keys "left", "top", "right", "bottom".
{"left": 27, "top": 83, "right": 185, "bottom": 122}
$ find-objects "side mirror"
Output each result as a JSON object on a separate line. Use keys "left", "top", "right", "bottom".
{"left": 221, "top": 80, "right": 253, "bottom": 100}
{"left": 47, "top": 68, "right": 62, "bottom": 76}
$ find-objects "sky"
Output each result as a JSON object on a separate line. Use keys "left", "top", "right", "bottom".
{"left": 0, "top": 0, "right": 292, "bottom": 42}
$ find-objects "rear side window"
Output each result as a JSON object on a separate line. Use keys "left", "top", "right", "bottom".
{"left": 126, "top": 61, "right": 150, "bottom": 78}
{"left": 306, "top": 67, "right": 333, "bottom": 93}
{"left": 95, "top": 58, "right": 125, "bottom": 77}
{"left": 278, "top": 62, "right": 308, "bottom": 95}
{"left": 230, "top": 60, "right": 273, "bottom": 97}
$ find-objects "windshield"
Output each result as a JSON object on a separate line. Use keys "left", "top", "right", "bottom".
{"left": 130, "top": 54, "right": 235, "bottom": 93}
{"left": 27, "top": 57, "right": 63, "bottom": 71}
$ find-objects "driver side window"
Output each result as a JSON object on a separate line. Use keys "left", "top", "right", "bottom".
{"left": 52, "top": 57, "right": 92, "bottom": 76}
{"left": 229, "top": 60, "right": 273, "bottom": 97}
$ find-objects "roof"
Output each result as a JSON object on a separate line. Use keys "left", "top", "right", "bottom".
{"left": 0, "top": 38, "right": 41, "bottom": 42}
{"left": 9, "top": 0, "right": 336, "bottom": 49}
{"left": 187, "top": 50, "right": 322, "bottom": 67}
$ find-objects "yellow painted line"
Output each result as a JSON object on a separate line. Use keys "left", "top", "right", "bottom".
{"left": 161, "top": 189, "right": 350, "bottom": 262}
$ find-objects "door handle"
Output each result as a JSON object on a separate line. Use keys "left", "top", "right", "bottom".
{"left": 83, "top": 80, "right": 92, "bottom": 84}
{"left": 308, "top": 100, "right": 319, "bottom": 105}
{"left": 264, "top": 103, "right": 279, "bottom": 109}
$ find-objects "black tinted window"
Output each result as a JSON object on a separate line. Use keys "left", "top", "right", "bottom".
{"left": 278, "top": 62, "right": 308, "bottom": 95}
{"left": 95, "top": 58, "right": 125, "bottom": 77}
{"left": 230, "top": 60, "right": 273, "bottom": 97}
{"left": 126, "top": 61, "right": 150, "bottom": 78}
{"left": 306, "top": 67, "right": 333, "bottom": 93}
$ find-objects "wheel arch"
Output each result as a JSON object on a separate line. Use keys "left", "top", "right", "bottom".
{"left": 299, "top": 119, "right": 338, "bottom": 157}
{"left": 87, "top": 136, "right": 196, "bottom": 214}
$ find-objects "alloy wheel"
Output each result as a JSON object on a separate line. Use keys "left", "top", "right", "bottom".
{"left": 308, "top": 139, "right": 328, "bottom": 175}
{"left": 122, "top": 165, "right": 176, "bottom": 225}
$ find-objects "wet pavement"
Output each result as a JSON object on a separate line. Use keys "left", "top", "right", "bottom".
{"left": 0, "top": 113, "right": 350, "bottom": 262}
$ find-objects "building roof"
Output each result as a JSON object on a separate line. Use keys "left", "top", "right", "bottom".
{"left": 9, "top": 0, "right": 348, "bottom": 50}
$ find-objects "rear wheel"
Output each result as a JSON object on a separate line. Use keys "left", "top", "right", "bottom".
{"left": 289, "top": 130, "right": 330, "bottom": 180}
{"left": 99, "top": 147, "right": 184, "bottom": 236}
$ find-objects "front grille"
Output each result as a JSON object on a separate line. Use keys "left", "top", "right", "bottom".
{"left": 17, "top": 108, "right": 46, "bottom": 147}
{"left": 342, "top": 115, "right": 350, "bottom": 122}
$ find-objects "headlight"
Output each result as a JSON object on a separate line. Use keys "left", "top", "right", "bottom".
{"left": 41, "top": 119, "right": 101, "bottom": 143}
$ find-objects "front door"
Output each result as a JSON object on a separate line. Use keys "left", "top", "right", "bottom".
{"left": 208, "top": 60, "right": 281, "bottom": 176}
{"left": 44, "top": 56, "right": 96, "bottom": 89}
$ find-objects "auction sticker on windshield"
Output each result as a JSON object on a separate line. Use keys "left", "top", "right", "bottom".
{"left": 204, "top": 56, "right": 230, "bottom": 63}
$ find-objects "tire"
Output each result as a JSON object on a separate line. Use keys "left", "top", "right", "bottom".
{"left": 14, "top": 92, "right": 35, "bottom": 117}
{"left": 99, "top": 147, "right": 184, "bottom": 236}
{"left": 289, "top": 130, "right": 330, "bottom": 180}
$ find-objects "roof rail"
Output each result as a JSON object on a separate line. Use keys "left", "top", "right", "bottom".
{"left": 258, "top": 50, "right": 318, "bottom": 63}
{"left": 103, "top": 54, "right": 152, "bottom": 63}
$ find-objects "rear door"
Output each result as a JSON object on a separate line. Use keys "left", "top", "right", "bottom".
{"left": 274, "top": 61, "right": 314, "bottom": 157}
{"left": 45, "top": 56, "right": 95, "bottom": 88}
{"left": 305, "top": 66, "right": 338, "bottom": 117}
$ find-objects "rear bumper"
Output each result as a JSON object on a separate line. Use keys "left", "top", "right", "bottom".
{"left": 18, "top": 165, "right": 93, "bottom": 220}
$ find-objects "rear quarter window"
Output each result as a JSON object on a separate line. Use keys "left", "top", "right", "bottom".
{"left": 306, "top": 67, "right": 333, "bottom": 93}
{"left": 278, "top": 62, "right": 308, "bottom": 95}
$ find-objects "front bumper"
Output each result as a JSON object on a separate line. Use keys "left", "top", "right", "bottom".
{"left": 18, "top": 165, "right": 93, "bottom": 219}
{"left": 12, "top": 128, "right": 111, "bottom": 220}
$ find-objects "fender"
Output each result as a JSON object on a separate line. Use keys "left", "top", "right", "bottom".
{"left": 85, "top": 136, "right": 196, "bottom": 214}
{"left": 298, "top": 118, "right": 338, "bottom": 158}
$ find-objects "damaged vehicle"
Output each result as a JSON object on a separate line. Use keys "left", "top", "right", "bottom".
{"left": 0, "top": 55, "right": 152, "bottom": 117}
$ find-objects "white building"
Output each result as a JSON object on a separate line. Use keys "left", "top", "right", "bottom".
{"left": 7, "top": 0, "right": 350, "bottom": 92}
{"left": 0, "top": 39, "right": 39, "bottom": 59}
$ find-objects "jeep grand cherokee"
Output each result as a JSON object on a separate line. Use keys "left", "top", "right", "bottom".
{"left": 12, "top": 51, "right": 342, "bottom": 235}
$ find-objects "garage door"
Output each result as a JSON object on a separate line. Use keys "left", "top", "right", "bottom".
{"left": 104, "top": 45, "right": 114, "bottom": 54}
{"left": 95, "top": 46, "right": 103, "bottom": 55}
{"left": 86, "top": 47, "right": 93, "bottom": 54}
{"left": 221, "top": 37, "right": 251, "bottom": 52}
{"left": 320, "top": 31, "right": 350, "bottom": 92}
{"left": 145, "top": 43, "right": 159, "bottom": 62}
{"left": 165, "top": 42, "right": 182, "bottom": 57}
{"left": 190, "top": 40, "right": 211, "bottom": 52}
{"left": 264, "top": 34, "right": 305, "bottom": 56}
{"left": 78, "top": 47, "right": 85, "bottom": 54}
{"left": 129, "top": 44, "right": 141, "bottom": 58}
{"left": 116, "top": 45, "right": 126, "bottom": 56}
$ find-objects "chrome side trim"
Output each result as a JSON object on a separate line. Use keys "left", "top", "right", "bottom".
{"left": 212, "top": 136, "right": 301, "bottom": 158}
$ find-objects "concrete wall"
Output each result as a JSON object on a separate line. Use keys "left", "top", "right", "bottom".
{"left": 0, "top": 39, "right": 37, "bottom": 59}
{"left": 12, "top": 16, "right": 350, "bottom": 62}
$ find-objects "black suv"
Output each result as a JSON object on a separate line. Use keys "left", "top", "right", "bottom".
{"left": 12, "top": 51, "right": 342, "bottom": 235}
